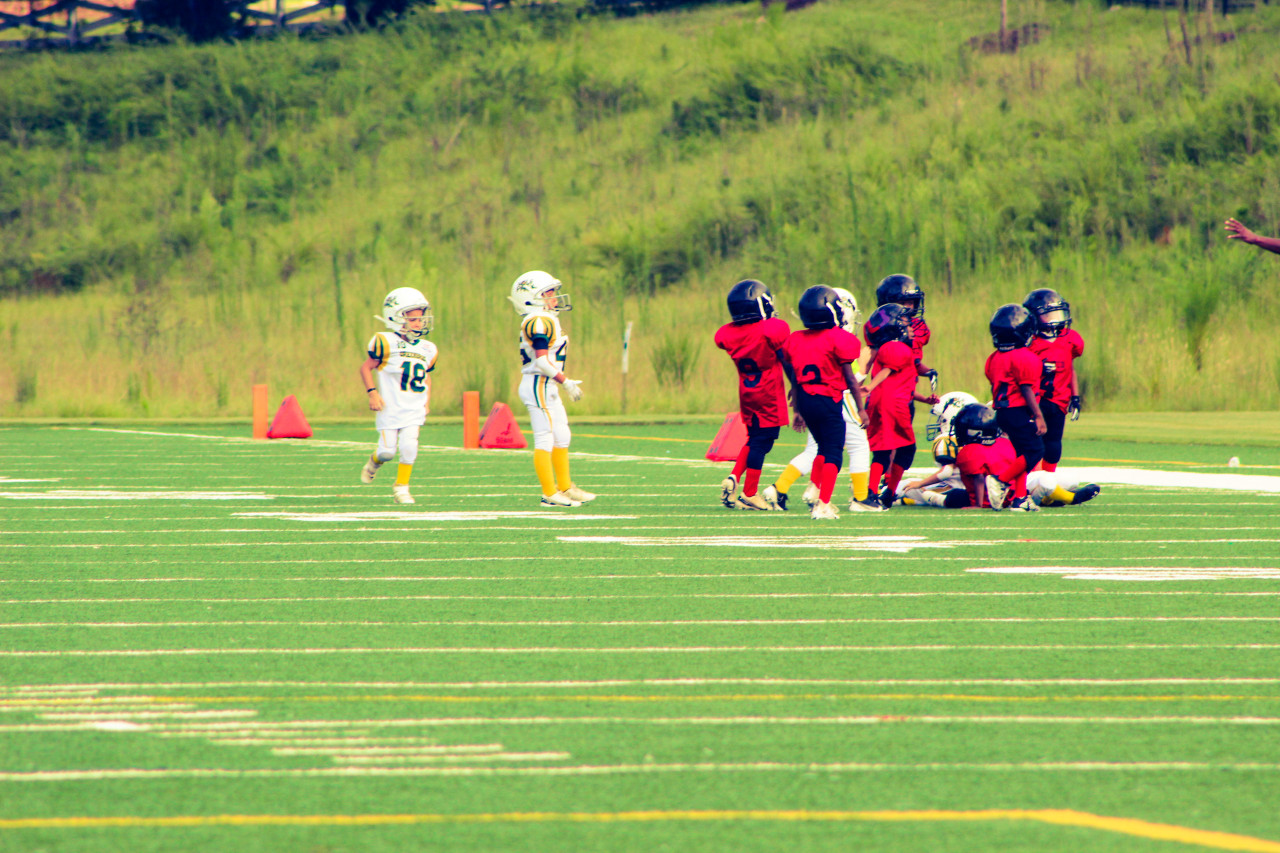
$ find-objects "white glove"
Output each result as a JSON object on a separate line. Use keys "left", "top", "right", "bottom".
{"left": 560, "top": 378, "right": 583, "bottom": 402}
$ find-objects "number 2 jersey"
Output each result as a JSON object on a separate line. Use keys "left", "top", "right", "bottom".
{"left": 367, "top": 331, "right": 438, "bottom": 430}
{"left": 714, "top": 317, "right": 791, "bottom": 429}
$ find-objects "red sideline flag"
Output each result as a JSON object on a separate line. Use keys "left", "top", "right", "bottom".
{"left": 478, "top": 403, "right": 528, "bottom": 449}
{"left": 705, "top": 412, "right": 746, "bottom": 461}
{"left": 266, "top": 395, "right": 313, "bottom": 439}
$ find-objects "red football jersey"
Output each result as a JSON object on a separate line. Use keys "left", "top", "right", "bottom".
{"left": 867, "top": 340, "right": 916, "bottom": 450}
{"left": 985, "top": 348, "right": 1043, "bottom": 409}
{"left": 715, "top": 317, "right": 791, "bottom": 427}
{"left": 1028, "top": 329, "right": 1085, "bottom": 410}
{"left": 784, "top": 327, "right": 861, "bottom": 401}
{"left": 956, "top": 436, "right": 1016, "bottom": 508}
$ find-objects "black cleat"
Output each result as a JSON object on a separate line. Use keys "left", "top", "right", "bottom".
{"left": 1072, "top": 483, "right": 1101, "bottom": 505}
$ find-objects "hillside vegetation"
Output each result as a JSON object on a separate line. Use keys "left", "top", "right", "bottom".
{"left": 2, "top": 0, "right": 1278, "bottom": 418}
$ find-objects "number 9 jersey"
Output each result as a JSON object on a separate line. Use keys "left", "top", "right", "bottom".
{"left": 367, "top": 331, "right": 438, "bottom": 430}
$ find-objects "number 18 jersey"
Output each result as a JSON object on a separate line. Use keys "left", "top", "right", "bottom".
{"left": 368, "top": 331, "right": 438, "bottom": 430}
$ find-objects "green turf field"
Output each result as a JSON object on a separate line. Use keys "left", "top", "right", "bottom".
{"left": 2, "top": 420, "right": 1280, "bottom": 852}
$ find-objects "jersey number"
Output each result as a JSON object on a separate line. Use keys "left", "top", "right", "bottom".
{"left": 799, "top": 364, "right": 822, "bottom": 387}
{"left": 1040, "top": 361, "right": 1058, "bottom": 398}
{"left": 736, "top": 357, "right": 762, "bottom": 388}
{"left": 400, "top": 362, "right": 428, "bottom": 393}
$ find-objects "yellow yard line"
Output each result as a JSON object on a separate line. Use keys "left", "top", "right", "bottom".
{"left": 1, "top": 808, "right": 1278, "bottom": 850}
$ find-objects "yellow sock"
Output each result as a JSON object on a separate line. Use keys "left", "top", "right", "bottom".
{"left": 551, "top": 447, "right": 572, "bottom": 492}
{"left": 849, "top": 470, "right": 870, "bottom": 502}
{"left": 394, "top": 463, "right": 412, "bottom": 486}
{"left": 775, "top": 464, "right": 804, "bottom": 495}
{"left": 368, "top": 453, "right": 383, "bottom": 469}
{"left": 1042, "top": 484, "right": 1076, "bottom": 507}
{"left": 534, "top": 449, "right": 557, "bottom": 496}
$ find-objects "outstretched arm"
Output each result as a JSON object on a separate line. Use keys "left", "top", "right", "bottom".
{"left": 1225, "top": 218, "right": 1280, "bottom": 256}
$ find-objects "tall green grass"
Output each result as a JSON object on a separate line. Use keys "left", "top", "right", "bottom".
{"left": 1, "top": 0, "right": 1278, "bottom": 418}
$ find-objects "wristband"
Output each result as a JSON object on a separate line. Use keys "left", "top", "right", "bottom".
{"left": 366, "top": 388, "right": 377, "bottom": 393}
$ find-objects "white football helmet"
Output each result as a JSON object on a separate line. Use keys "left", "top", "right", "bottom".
{"left": 377, "top": 287, "right": 433, "bottom": 342}
{"left": 932, "top": 434, "right": 959, "bottom": 466}
{"left": 509, "top": 270, "right": 572, "bottom": 315}
{"left": 831, "top": 287, "right": 861, "bottom": 333}
{"left": 926, "top": 391, "right": 979, "bottom": 441}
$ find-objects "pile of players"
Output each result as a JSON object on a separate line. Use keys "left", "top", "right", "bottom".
{"left": 714, "top": 275, "right": 1100, "bottom": 519}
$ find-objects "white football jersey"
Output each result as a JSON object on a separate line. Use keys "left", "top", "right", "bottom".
{"left": 368, "top": 331, "right": 438, "bottom": 430}
{"left": 518, "top": 311, "right": 569, "bottom": 375}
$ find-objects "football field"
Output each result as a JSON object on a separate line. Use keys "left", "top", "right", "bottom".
{"left": 3, "top": 420, "right": 1280, "bottom": 852}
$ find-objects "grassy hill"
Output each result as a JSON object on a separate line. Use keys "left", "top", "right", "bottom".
{"left": 1, "top": 0, "right": 1278, "bottom": 418}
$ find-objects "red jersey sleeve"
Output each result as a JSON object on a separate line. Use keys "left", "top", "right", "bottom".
{"left": 765, "top": 318, "right": 791, "bottom": 350}
{"left": 833, "top": 328, "right": 861, "bottom": 364}
{"left": 878, "top": 340, "right": 913, "bottom": 372}
{"left": 1011, "top": 349, "right": 1042, "bottom": 387}
{"left": 713, "top": 324, "right": 730, "bottom": 352}
{"left": 955, "top": 444, "right": 985, "bottom": 477}
{"left": 1068, "top": 329, "right": 1085, "bottom": 359}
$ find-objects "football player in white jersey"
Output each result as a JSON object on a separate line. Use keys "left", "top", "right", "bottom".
{"left": 509, "top": 270, "right": 595, "bottom": 507}
{"left": 359, "top": 287, "right": 439, "bottom": 505}
{"left": 762, "top": 287, "right": 879, "bottom": 512}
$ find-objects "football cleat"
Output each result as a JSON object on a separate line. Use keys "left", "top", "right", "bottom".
{"left": 563, "top": 486, "right": 596, "bottom": 503}
{"left": 736, "top": 494, "right": 771, "bottom": 511}
{"left": 849, "top": 496, "right": 885, "bottom": 512}
{"left": 810, "top": 501, "right": 840, "bottom": 520}
{"left": 1009, "top": 496, "right": 1040, "bottom": 512}
{"left": 1072, "top": 483, "right": 1102, "bottom": 505}
{"left": 985, "top": 476, "right": 1010, "bottom": 511}
{"left": 541, "top": 492, "right": 581, "bottom": 507}
{"left": 802, "top": 483, "right": 820, "bottom": 508}
{"left": 392, "top": 485, "right": 415, "bottom": 505}
{"left": 879, "top": 487, "right": 895, "bottom": 509}
{"left": 360, "top": 460, "right": 380, "bottom": 484}
{"left": 720, "top": 475, "right": 738, "bottom": 508}
{"left": 762, "top": 484, "right": 787, "bottom": 511}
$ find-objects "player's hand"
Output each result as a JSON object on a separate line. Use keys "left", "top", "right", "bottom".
{"left": 924, "top": 369, "right": 939, "bottom": 395}
{"left": 853, "top": 409, "right": 868, "bottom": 429}
{"left": 791, "top": 413, "right": 806, "bottom": 433}
{"left": 560, "top": 378, "right": 583, "bottom": 402}
{"left": 1224, "top": 218, "right": 1256, "bottom": 243}
{"left": 367, "top": 391, "right": 384, "bottom": 412}
{"left": 921, "top": 394, "right": 940, "bottom": 406}
{"left": 1035, "top": 415, "right": 1047, "bottom": 436}
{"left": 1068, "top": 395, "right": 1082, "bottom": 421}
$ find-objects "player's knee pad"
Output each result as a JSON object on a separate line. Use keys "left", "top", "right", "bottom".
{"left": 398, "top": 428, "right": 420, "bottom": 466}
{"left": 1043, "top": 439, "right": 1063, "bottom": 466}
{"left": 551, "top": 422, "right": 571, "bottom": 450}
{"left": 533, "top": 431, "right": 554, "bottom": 453}
{"left": 376, "top": 432, "right": 397, "bottom": 463}
{"left": 745, "top": 426, "right": 779, "bottom": 470}
{"left": 891, "top": 443, "right": 916, "bottom": 472}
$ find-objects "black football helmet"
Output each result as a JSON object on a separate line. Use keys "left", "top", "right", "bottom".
{"left": 990, "top": 303, "right": 1036, "bottom": 351}
{"left": 727, "top": 279, "right": 775, "bottom": 324}
{"left": 1022, "top": 288, "right": 1072, "bottom": 339}
{"left": 798, "top": 285, "right": 843, "bottom": 330}
{"left": 952, "top": 403, "right": 1001, "bottom": 446}
{"left": 875, "top": 274, "right": 925, "bottom": 319}
{"left": 864, "top": 304, "right": 913, "bottom": 347}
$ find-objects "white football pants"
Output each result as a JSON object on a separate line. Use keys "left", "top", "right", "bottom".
{"left": 518, "top": 374, "right": 570, "bottom": 453}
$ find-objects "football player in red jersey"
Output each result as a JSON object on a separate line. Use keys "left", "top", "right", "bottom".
{"left": 862, "top": 304, "right": 940, "bottom": 509}
{"left": 983, "top": 304, "right": 1047, "bottom": 512}
{"left": 782, "top": 286, "right": 867, "bottom": 520}
{"left": 874, "top": 274, "right": 938, "bottom": 395}
{"left": 1023, "top": 289, "right": 1084, "bottom": 474}
{"left": 951, "top": 403, "right": 1018, "bottom": 509}
{"left": 714, "top": 279, "right": 792, "bottom": 510}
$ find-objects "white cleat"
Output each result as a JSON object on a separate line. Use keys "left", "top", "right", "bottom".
{"left": 736, "top": 493, "right": 771, "bottom": 511}
{"left": 720, "top": 475, "right": 738, "bottom": 508}
{"left": 1009, "top": 496, "right": 1040, "bottom": 512}
{"left": 810, "top": 501, "right": 840, "bottom": 520}
{"left": 761, "top": 484, "right": 785, "bottom": 511}
{"left": 562, "top": 486, "right": 596, "bottom": 503}
{"left": 802, "top": 483, "right": 820, "bottom": 508}
{"left": 392, "top": 485, "right": 414, "bottom": 505}
{"left": 541, "top": 491, "right": 581, "bottom": 508}
{"left": 985, "top": 476, "right": 1010, "bottom": 511}
{"left": 360, "top": 460, "right": 380, "bottom": 484}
